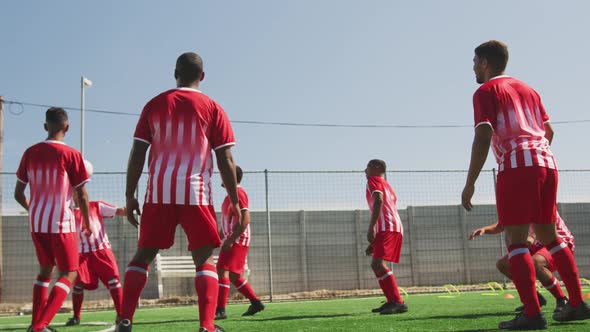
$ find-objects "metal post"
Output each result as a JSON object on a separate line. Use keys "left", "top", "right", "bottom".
{"left": 0, "top": 96, "right": 4, "bottom": 302}
{"left": 264, "top": 169, "right": 274, "bottom": 302}
{"left": 299, "top": 210, "right": 309, "bottom": 291}
{"left": 80, "top": 76, "right": 85, "bottom": 157}
{"left": 458, "top": 205, "right": 472, "bottom": 284}
{"left": 492, "top": 168, "right": 506, "bottom": 287}
{"left": 354, "top": 210, "right": 364, "bottom": 289}
{"left": 407, "top": 206, "right": 418, "bottom": 286}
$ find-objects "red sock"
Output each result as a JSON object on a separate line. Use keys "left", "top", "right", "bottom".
{"left": 108, "top": 277, "right": 123, "bottom": 317}
{"left": 33, "top": 278, "right": 72, "bottom": 331}
{"left": 32, "top": 276, "right": 50, "bottom": 326}
{"left": 376, "top": 269, "right": 403, "bottom": 303}
{"left": 542, "top": 276, "right": 565, "bottom": 300}
{"left": 233, "top": 277, "right": 259, "bottom": 302}
{"left": 217, "top": 277, "right": 230, "bottom": 309}
{"left": 120, "top": 262, "right": 149, "bottom": 322}
{"left": 195, "top": 264, "right": 218, "bottom": 331}
{"left": 508, "top": 245, "right": 540, "bottom": 317}
{"left": 547, "top": 239, "right": 583, "bottom": 306}
{"left": 72, "top": 285, "right": 85, "bottom": 319}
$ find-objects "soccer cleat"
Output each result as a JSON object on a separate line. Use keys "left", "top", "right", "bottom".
{"left": 515, "top": 291, "right": 547, "bottom": 312}
{"left": 65, "top": 317, "right": 80, "bottom": 326}
{"left": 242, "top": 300, "right": 265, "bottom": 316}
{"left": 499, "top": 312, "right": 547, "bottom": 330}
{"left": 371, "top": 302, "right": 388, "bottom": 313}
{"left": 115, "top": 319, "right": 132, "bottom": 332}
{"left": 198, "top": 325, "right": 226, "bottom": 332}
{"left": 552, "top": 301, "right": 590, "bottom": 322}
{"left": 215, "top": 308, "right": 227, "bottom": 320}
{"left": 36, "top": 328, "right": 58, "bottom": 332}
{"left": 379, "top": 302, "right": 408, "bottom": 315}
{"left": 553, "top": 297, "right": 568, "bottom": 313}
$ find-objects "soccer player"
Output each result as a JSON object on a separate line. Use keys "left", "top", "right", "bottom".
{"left": 469, "top": 212, "right": 573, "bottom": 313}
{"left": 215, "top": 166, "right": 264, "bottom": 320}
{"left": 117, "top": 52, "right": 240, "bottom": 332}
{"left": 462, "top": 40, "right": 590, "bottom": 329}
{"left": 364, "top": 159, "right": 407, "bottom": 315}
{"left": 14, "top": 108, "right": 91, "bottom": 332}
{"left": 65, "top": 183, "right": 126, "bottom": 326}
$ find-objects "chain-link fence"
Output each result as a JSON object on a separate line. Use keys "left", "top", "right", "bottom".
{"left": 1, "top": 169, "right": 589, "bottom": 307}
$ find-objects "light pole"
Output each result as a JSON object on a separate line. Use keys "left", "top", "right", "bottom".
{"left": 80, "top": 76, "right": 92, "bottom": 157}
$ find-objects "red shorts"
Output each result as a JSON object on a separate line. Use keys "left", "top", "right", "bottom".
{"left": 139, "top": 204, "right": 221, "bottom": 250}
{"left": 217, "top": 243, "right": 249, "bottom": 275}
{"left": 530, "top": 247, "right": 556, "bottom": 272}
{"left": 372, "top": 232, "right": 403, "bottom": 263}
{"left": 31, "top": 232, "right": 78, "bottom": 271}
{"left": 76, "top": 248, "right": 121, "bottom": 290}
{"left": 497, "top": 166, "right": 558, "bottom": 226}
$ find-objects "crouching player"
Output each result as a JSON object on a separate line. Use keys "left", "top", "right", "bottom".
{"left": 66, "top": 176, "right": 126, "bottom": 326}
{"left": 469, "top": 212, "right": 573, "bottom": 314}
{"left": 364, "top": 159, "right": 407, "bottom": 315}
{"left": 216, "top": 166, "right": 264, "bottom": 319}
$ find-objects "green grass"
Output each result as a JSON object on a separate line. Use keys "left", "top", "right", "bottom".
{"left": 1, "top": 289, "right": 590, "bottom": 331}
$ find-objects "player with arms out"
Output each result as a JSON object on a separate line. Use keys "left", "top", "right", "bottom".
{"left": 462, "top": 40, "right": 590, "bottom": 330}
{"left": 215, "top": 166, "right": 264, "bottom": 320}
{"left": 14, "top": 108, "right": 91, "bottom": 332}
{"left": 364, "top": 159, "right": 407, "bottom": 315}
{"left": 469, "top": 212, "right": 573, "bottom": 313}
{"left": 65, "top": 161, "right": 126, "bottom": 326}
{"left": 117, "top": 52, "right": 240, "bottom": 332}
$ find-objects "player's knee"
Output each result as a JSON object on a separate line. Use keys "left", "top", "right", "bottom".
{"left": 496, "top": 258, "right": 508, "bottom": 274}
{"left": 370, "top": 259, "right": 384, "bottom": 273}
{"left": 532, "top": 254, "right": 546, "bottom": 270}
{"left": 133, "top": 248, "right": 159, "bottom": 265}
{"left": 229, "top": 272, "right": 240, "bottom": 282}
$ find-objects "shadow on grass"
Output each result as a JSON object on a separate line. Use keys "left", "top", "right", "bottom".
{"left": 242, "top": 313, "right": 357, "bottom": 322}
{"left": 134, "top": 318, "right": 198, "bottom": 325}
{"left": 398, "top": 311, "right": 513, "bottom": 321}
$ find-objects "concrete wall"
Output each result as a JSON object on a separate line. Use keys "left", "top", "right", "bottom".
{"left": 2, "top": 203, "right": 589, "bottom": 303}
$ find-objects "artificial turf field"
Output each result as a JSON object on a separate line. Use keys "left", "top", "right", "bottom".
{"left": 1, "top": 288, "right": 590, "bottom": 331}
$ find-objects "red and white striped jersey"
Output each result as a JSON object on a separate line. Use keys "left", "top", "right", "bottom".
{"left": 473, "top": 76, "right": 557, "bottom": 172}
{"left": 134, "top": 88, "right": 235, "bottom": 206}
{"left": 75, "top": 201, "right": 118, "bottom": 253}
{"left": 220, "top": 186, "right": 250, "bottom": 246}
{"left": 531, "top": 212, "right": 575, "bottom": 253}
{"left": 16, "top": 141, "right": 89, "bottom": 233}
{"left": 366, "top": 176, "right": 403, "bottom": 234}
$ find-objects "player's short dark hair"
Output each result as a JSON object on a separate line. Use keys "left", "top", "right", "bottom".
{"left": 475, "top": 40, "right": 509, "bottom": 73}
{"left": 236, "top": 166, "right": 243, "bottom": 183}
{"left": 175, "top": 52, "right": 204, "bottom": 83}
{"left": 45, "top": 107, "right": 68, "bottom": 125}
{"left": 369, "top": 159, "right": 387, "bottom": 172}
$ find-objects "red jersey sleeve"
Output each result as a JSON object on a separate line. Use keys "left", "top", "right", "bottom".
{"left": 210, "top": 103, "right": 236, "bottom": 150}
{"left": 473, "top": 88, "right": 497, "bottom": 129}
{"left": 238, "top": 189, "right": 249, "bottom": 211}
{"left": 67, "top": 151, "right": 90, "bottom": 188}
{"left": 98, "top": 201, "right": 118, "bottom": 219}
{"left": 16, "top": 150, "right": 29, "bottom": 184}
{"left": 535, "top": 92, "right": 550, "bottom": 123}
{"left": 133, "top": 103, "right": 152, "bottom": 145}
{"left": 367, "top": 176, "right": 385, "bottom": 196}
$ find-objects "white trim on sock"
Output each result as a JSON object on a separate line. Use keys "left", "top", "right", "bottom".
{"left": 219, "top": 284, "right": 230, "bottom": 289}
{"left": 549, "top": 242, "right": 568, "bottom": 255}
{"left": 127, "top": 266, "right": 148, "bottom": 274}
{"left": 108, "top": 278, "right": 119, "bottom": 284}
{"left": 544, "top": 278, "right": 558, "bottom": 290}
{"left": 54, "top": 282, "right": 71, "bottom": 294}
{"left": 378, "top": 271, "right": 393, "bottom": 281}
{"left": 35, "top": 281, "right": 50, "bottom": 288}
{"left": 195, "top": 270, "right": 218, "bottom": 280}
{"left": 508, "top": 248, "right": 530, "bottom": 259}
{"left": 236, "top": 280, "right": 248, "bottom": 289}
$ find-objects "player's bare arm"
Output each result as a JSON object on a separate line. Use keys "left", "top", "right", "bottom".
{"left": 367, "top": 191, "right": 383, "bottom": 244}
{"left": 14, "top": 181, "right": 29, "bottom": 211}
{"left": 544, "top": 122, "right": 554, "bottom": 145}
{"left": 222, "top": 209, "right": 250, "bottom": 252}
{"left": 75, "top": 184, "right": 93, "bottom": 236}
{"left": 216, "top": 146, "right": 241, "bottom": 222}
{"left": 125, "top": 140, "right": 150, "bottom": 228}
{"left": 469, "top": 222, "right": 504, "bottom": 240}
{"left": 462, "top": 124, "right": 493, "bottom": 211}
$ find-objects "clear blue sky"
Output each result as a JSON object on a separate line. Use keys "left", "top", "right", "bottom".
{"left": 1, "top": 0, "right": 589, "bottom": 173}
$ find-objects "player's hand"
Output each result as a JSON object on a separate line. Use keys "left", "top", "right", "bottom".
{"left": 367, "top": 229, "right": 375, "bottom": 244}
{"left": 461, "top": 184, "right": 475, "bottom": 211}
{"left": 365, "top": 244, "right": 374, "bottom": 256}
{"left": 231, "top": 202, "right": 242, "bottom": 225}
{"left": 126, "top": 197, "right": 141, "bottom": 228}
{"left": 221, "top": 240, "right": 233, "bottom": 252}
{"left": 83, "top": 224, "right": 93, "bottom": 237}
{"left": 469, "top": 227, "right": 486, "bottom": 240}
